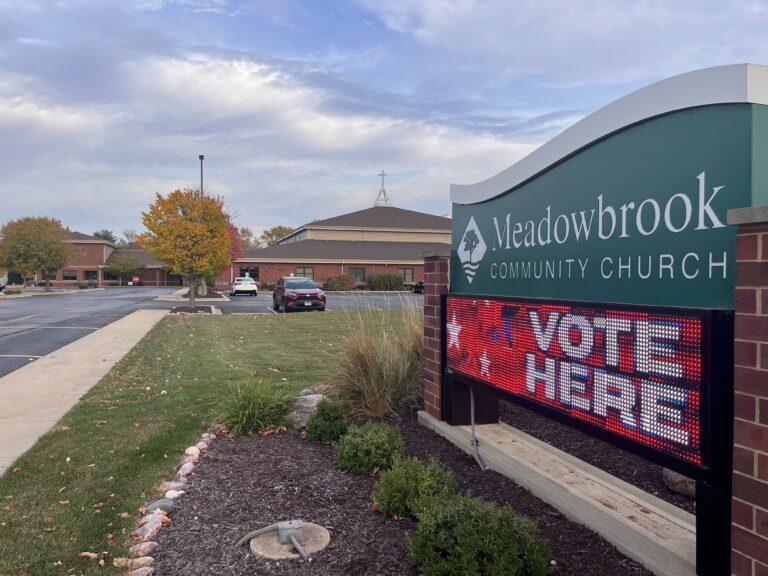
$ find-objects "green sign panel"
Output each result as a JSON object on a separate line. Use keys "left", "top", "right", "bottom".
{"left": 452, "top": 104, "right": 765, "bottom": 309}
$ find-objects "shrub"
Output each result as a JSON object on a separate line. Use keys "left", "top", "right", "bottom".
{"left": 323, "top": 275, "right": 357, "bottom": 291}
{"left": 3, "top": 287, "right": 20, "bottom": 295}
{"left": 335, "top": 422, "right": 403, "bottom": 473}
{"left": 372, "top": 456, "right": 456, "bottom": 518}
{"left": 367, "top": 273, "right": 404, "bottom": 291}
{"left": 332, "top": 303, "right": 423, "bottom": 417}
{"left": 305, "top": 398, "right": 351, "bottom": 443}
{"left": 214, "top": 379, "right": 297, "bottom": 435}
{"left": 77, "top": 282, "right": 90, "bottom": 289}
{"left": 408, "top": 495, "right": 551, "bottom": 576}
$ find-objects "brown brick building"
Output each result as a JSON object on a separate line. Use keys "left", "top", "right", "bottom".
{"left": 221, "top": 206, "right": 452, "bottom": 288}
{"left": 41, "top": 232, "right": 182, "bottom": 287}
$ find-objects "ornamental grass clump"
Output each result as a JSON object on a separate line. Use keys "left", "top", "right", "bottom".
{"left": 335, "top": 422, "right": 404, "bottom": 473}
{"left": 372, "top": 456, "right": 457, "bottom": 519}
{"left": 214, "top": 379, "right": 296, "bottom": 435}
{"left": 408, "top": 495, "right": 551, "bottom": 576}
{"left": 305, "top": 398, "right": 351, "bottom": 443}
{"left": 334, "top": 302, "right": 423, "bottom": 417}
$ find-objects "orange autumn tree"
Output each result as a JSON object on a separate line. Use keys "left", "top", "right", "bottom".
{"left": 139, "top": 188, "right": 232, "bottom": 307}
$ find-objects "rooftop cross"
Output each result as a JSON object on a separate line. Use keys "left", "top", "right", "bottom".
{"left": 374, "top": 169, "right": 391, "bottom": 206}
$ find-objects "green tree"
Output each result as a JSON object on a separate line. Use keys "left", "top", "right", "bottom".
{"left": 0, "top": 217, "right": 70, "bottom": 292}
{"left": 257, "top": 225, "right": 294, "bottom": 247}
{"left": 104, "top": 254, "right": 146, "bottom": 286}
{"left": 93, "top": 229, "right": 119, "bottom": 244}
{"left": 139, "top": 188, "right": 232, "bottom": 307}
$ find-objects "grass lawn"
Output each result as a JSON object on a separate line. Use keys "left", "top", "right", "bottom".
{"left": 0, "top": 310, "right": 410, "bottom": 575}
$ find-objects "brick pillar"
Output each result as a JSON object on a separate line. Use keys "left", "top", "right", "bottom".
{"left": 729, "top": 207, "right": 768, "bottom": 575}
{"left": 422, "top": 250, "right": 450, "bottom": 420}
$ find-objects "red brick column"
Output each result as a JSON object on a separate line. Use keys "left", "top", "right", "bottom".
{"left": 729, "top": 207, "right": 768, "bottom": 575}
{"left": 422, "top": 250, "right": 450, "bottom": 419}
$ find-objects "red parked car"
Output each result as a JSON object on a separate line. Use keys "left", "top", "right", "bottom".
{"left": 273, "top": 276, "right": 326, "bottom": 312}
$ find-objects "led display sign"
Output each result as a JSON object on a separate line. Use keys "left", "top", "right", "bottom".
{"left": 445, "top": 296, "right": 705, "bottom": 466}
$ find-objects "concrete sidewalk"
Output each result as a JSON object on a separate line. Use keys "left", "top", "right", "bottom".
{"left": 0, "top": 309, "right": 168, "bottom": 475}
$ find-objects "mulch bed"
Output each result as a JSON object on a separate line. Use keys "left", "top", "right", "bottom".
{"left": 152, "top": 409, "right": 654, "bottom": 575}
{"left": 170, "top": 305, "right": 214, "bottom": 314}
{"left": 180, "top": 291, "right": 227, "bottom": 299}
{"left": 499, "top": 401, "right": 695, "bottom": 513}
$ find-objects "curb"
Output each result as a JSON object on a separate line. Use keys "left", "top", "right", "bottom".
{"left": 0, "top": 288, "right": 96, "bottom": 298}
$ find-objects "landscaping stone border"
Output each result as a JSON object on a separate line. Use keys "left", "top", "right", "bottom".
{"left": 116, "top": 431, "right": 218, "bottom": 575}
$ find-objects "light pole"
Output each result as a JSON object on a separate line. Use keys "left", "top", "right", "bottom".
{"left": 199, "top": 154, "right": 204, "bottom": 195}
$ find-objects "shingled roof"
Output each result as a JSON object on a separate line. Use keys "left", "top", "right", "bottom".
{"left": 297, "top": 206, "right": 451, "bottom": 231}
{"left": 66, "top": 231, "right": 112, "bottom": 243}
{"left": 241, "top": 240, "right": 448, "bottom": 262}
{"left": 108, "top": 249, "right": 166, "bottom": 268}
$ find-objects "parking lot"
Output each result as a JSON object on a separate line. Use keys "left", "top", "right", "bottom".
{"left": 0, "top": 287, "right": 423, "bottom": 377}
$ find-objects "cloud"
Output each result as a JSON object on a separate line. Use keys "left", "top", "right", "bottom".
{"left": 17, "top": 37, "right": 57, "bottom": 47}
{"left": 358, "top": 0, "right": 768, "bottom": 86}
{"left": 16, "top": 0, "right": 768, "bottom": 239}
{"left": 0, "top": 47, "right": 537, "bottom": 234}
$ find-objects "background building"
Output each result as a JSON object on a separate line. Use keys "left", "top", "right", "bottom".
{"left": 225, "top": 205, "right": 452, "bottom": 288}
{"left": 37, "top": 233, "right": 182, "bottom": 287}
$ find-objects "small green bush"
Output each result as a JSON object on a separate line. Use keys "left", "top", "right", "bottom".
{"left": 3, "top": 288, "right": 21, "bottom": 295}
{"left": 367, "top": 273, "right": 404, "bottom": 291}
{"left": 214, "top": 379, "right": 297, "bottom": 435}
{"left": 408, "top": 495, "right": 551, "bottom": 576}
{"left": 372, "top": 456, "right": 456, "bottom": 518}
{"left": 323, "top": 275, "right": 357, "bottom": 291}
{"left": 305, "top": 398, "right": 351, "bottom": 443}
{"left": 335, "top": 422, "right": 403, "bottom": 473}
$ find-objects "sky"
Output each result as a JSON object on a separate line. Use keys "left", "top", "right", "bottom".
{"left": 2, "top": 0, "right": 768, "bottom": 238}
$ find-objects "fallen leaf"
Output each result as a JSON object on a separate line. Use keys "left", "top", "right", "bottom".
{"left": 79, "top": 552, "right": 99, "bottom": 559}
{"left": 12, "top": 467, "right": 21, "bottom": 474}
{"left": 57, "top": 500, "right": 69, "bottom": 505}
{"left": 106, "top": 533, "right": 116, "bottom": 546}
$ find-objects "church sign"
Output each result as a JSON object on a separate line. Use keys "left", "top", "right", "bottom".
{"left": 445, "top": 296, "right": 710, "bottom": 468}
{"left": 451, "top": 103, "right": 762, "bottom": 309}
{"left": 443, "top": 64, "right": 768, "bottom": 575}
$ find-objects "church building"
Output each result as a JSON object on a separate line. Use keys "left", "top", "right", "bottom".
{"left": 226, "top": 176, "right": 451, "bottom": 288}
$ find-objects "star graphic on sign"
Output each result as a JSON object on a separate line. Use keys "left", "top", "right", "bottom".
{"left": 479, "top": 349, "right": 491, "bottom": 378}
{"left": 447, "top": 313, "right": 462, "bottom": 350}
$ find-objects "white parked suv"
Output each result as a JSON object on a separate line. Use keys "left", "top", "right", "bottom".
{"left": 229, "top": 277, "right": 258, "bottom": 296}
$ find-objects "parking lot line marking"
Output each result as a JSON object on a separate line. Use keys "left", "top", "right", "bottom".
{"left": 0, "top": 354, "right": 42, "bottom": 359}
{"left": 0, "top": 314, "right": 39, "bottom": 324}
{"left": 266, "top": 307, "right": 277, "bottom": 314}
